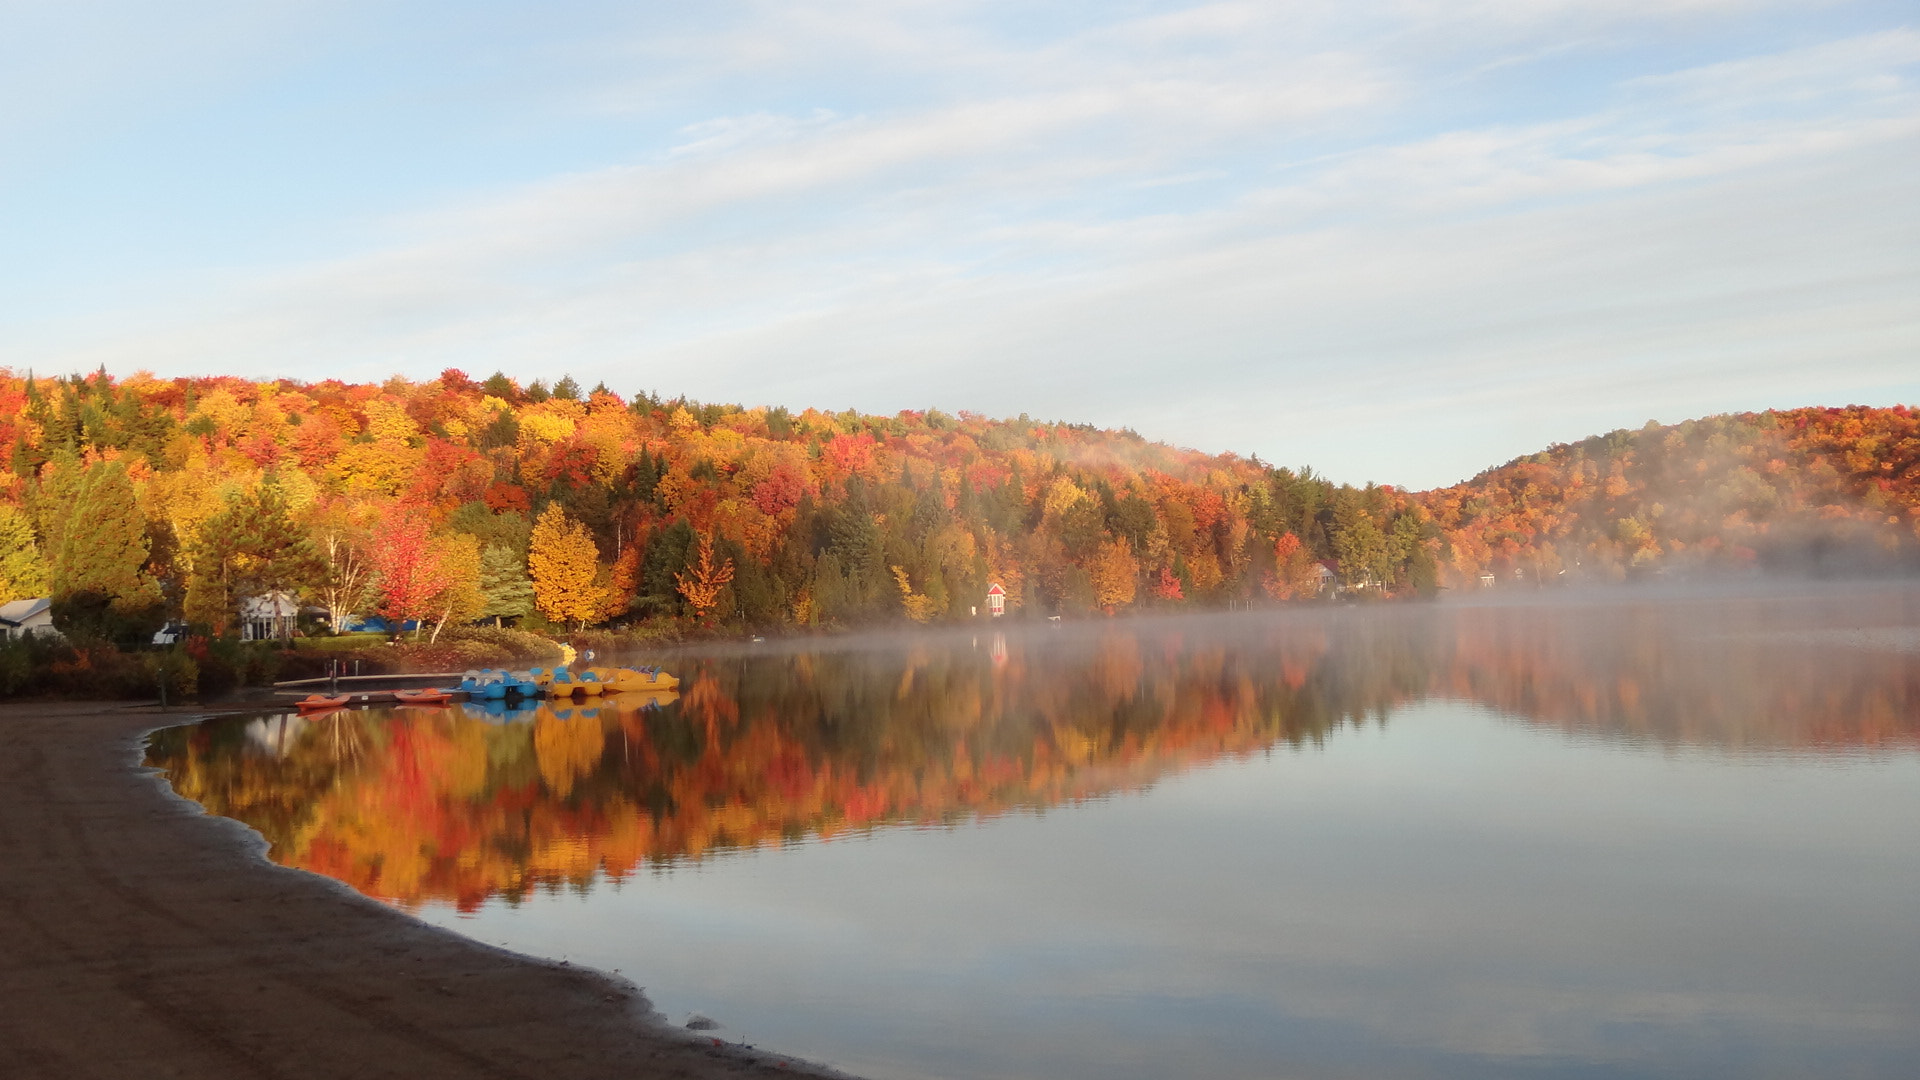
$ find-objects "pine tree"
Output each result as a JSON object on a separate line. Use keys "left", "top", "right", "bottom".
{"left": 185, "top": 479, "right": 322, "bottom": 635}
{"left": 481, "top": 371, "right": 517, "bottom": 400}
{"left": 230, "top": 479, "right": 322, "bottom": 598}
{"left": 182, "top": 520, "right": 241, "bottom": 635}
{"left": 478, "top": 543, "right": 535, "bottom": 624}
{"left": 48, "top": 460, "right": 161, "bottom": 639}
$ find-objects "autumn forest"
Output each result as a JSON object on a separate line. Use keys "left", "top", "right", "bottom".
{"left": 2, "top": 368, "right": 1917, "bottom": 650}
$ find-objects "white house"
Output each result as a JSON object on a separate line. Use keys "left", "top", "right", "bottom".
{"left": 1316, "top": 561, "right": 1340, "bottom": 595}
{"left": 0, "top": 597, "right": 55, "bottom": 640}
{"left": 240, "top": 592, "right": 300, "bottom": 641}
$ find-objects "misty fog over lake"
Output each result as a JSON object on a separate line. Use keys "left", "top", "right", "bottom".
{"left": 153, "top": 585, "right": 1920, "bottom": 1079}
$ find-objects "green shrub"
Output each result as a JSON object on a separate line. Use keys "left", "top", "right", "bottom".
{"left": 188, "top": 637, "right": 238, "bottom": 699}
{"left": 438, "top": 625, "right": 564, "bottom": 663}
{"left": 571, "top": 622, "right": 682, "bottom": 656}
{"left": 142, "top": 651, "right": 199, "bottom": 702}
{"left": 0, "top": 638, "right": 35, "bottom": 695}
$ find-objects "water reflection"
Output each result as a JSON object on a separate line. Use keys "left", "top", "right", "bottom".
{"left": 147, "top": 589, "right": 1919, "bottom": 914}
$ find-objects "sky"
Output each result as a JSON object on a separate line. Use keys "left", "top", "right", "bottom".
{"left": 2, "top": 1, "right": 1916, "bottom": 489}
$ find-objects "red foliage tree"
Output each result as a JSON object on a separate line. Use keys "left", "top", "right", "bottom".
{"left": 370, "top": 514, "right": 451, "bottom": 634}
{"left": 752, "top": 464, "right": 807, "bottom": 516}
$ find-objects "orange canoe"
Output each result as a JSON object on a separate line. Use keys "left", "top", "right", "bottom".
{"left": 393, "top": 688, "right": 454, "bottom": 705}
{"left": 295, "top": 693, "right": 352, "bottom": 712}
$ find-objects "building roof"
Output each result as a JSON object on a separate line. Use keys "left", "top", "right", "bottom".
{"left": 240, "top": 591, "right": 300, "bottom": 616}
{"left": 0, "top": 597, "right": 51, "bottom": 626}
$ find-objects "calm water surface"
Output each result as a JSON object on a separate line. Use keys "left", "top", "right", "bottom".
{"left": 149, "top": 588, "right": 1920, "bottom": 1079}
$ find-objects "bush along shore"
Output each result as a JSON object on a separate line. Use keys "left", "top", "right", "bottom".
{"left": 0, "top": 625, "right": 579, "bottom": 703}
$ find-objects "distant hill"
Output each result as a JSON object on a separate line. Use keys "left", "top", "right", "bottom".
{"left": 1418, "top": 406, "right": 1920, "bottom": 585}
{"left": 0, "top": 369, "right": 1913, "bottom": 638}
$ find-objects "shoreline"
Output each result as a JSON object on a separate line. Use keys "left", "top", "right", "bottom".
{"left": 0, "top": 702, "right": 857, "bottom": 1080}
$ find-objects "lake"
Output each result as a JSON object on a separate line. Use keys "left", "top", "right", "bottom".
{"left": 147, "top": 585, "right": 1920, "bottom": 1079}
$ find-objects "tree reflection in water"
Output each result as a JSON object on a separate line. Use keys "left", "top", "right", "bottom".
{"left": 146, "top": 589, "right": 1920, "bottom": 911}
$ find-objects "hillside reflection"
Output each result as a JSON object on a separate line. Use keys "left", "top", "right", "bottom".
{"left": 147, "top": 590, "right": 1920, "bottom": 909}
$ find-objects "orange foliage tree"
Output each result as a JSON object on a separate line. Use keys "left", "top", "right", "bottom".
{"left": 675, "top": 534, "right": 734, "bottom": 621}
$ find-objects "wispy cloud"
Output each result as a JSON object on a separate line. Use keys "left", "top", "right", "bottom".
{"left": 2, "top": 2, "right": 1915, "bottom": 486}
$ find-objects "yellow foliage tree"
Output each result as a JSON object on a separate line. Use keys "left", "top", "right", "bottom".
{"left": 675, "top": 533, "right": 734, "bottom": 621}
{"left": 362, "top": 398, "right": 422, "bottom": 443}
{"left": 528, "top": 504, "right": 605, "bottom": 627}
{"left": 0, "top": 505, "right": 49, "bottom": 601}
{"left": 325, "top": 441, "right": 416, "bottom": 496}
{"left": 1086, "top": 538, "right": 1139, "bottom": 613}
{"left": 425, "top": 532, "right": 485, "bottom": 642}
{"left": 892, "top": 566, "right": 937, "bottom": 623}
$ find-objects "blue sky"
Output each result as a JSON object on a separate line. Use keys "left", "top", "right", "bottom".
{"left": 3, "top": 1, "right": 1916, "bottom": 488}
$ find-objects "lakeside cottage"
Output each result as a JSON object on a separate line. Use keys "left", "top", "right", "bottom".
{"left": 0, "top": 597, "right": 56, "bottom": 640}
{"left": 240, "top": 592, "right": 300, "bottom": 641}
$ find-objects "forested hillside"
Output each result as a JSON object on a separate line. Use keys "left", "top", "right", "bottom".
{"left": 0, "top": 368, "right": 1417, "bottom": 639}
{"left": 0, "top": 369, "right": 1914, "bottom": 643}
{"left": 1421, "top": 406, "right": 1920, "bottom": 584}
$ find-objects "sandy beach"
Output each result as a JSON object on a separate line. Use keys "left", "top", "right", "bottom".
{"left": 0, "top": 702, "right": 855, "bottom": 1080}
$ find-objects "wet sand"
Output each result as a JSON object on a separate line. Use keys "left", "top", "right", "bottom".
{"left": 0, "top": 703, "right": 856, "bottom": 1080}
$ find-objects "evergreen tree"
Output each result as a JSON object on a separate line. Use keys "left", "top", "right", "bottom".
{"left": 185, "top": 479, "right": 322, "bottom": 635}
{"left": 638, "top": 519, "right": 694, "bottom": 617}
{"left": 231, "top": 479, "right": 323, "bottom": 599}
{"left": 481, "top": 371, "right": 517, "bottom": 400}
{"left": 182, "top": 520, "right": 241, "bottom": 635}
{"left": 48, "top": 460, "right": 162, "bottom": 640}
{"left": 479, "top": 542, "right": 535, "bottom": 623}
{"left": 1329, "top": 490, "right": 1390, "bottom": 589}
